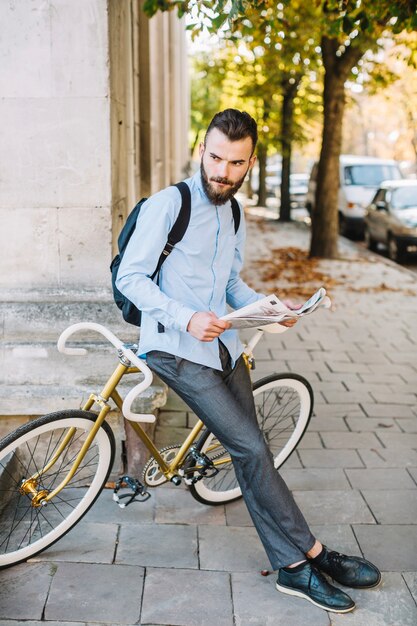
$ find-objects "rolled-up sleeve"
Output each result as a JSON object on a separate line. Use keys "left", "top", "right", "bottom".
{"left": 116, "top": 190, "right": 197, "bottom": 332}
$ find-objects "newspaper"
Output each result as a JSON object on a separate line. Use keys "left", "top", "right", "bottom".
{"left": 221, "top": 287, "right": 331, "bottom": 330}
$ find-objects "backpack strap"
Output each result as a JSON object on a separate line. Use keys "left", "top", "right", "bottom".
{"left": 231, "top": 196, "right": 241, "bottom": 234}
{"left": 150, "top": 181, "right": 191, "bottom": 281}
{"left": 151, "top": 181, "right": 191, "bottom": 334}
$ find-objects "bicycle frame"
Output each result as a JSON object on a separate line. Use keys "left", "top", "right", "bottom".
{"left": 20, "top": 322, "right": 275, "bottom": 506}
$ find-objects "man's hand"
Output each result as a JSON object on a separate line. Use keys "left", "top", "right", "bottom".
{"left": 187, "top": 312, "right": 231, "bottom": 342}
{"left": 279, "top": 299, "right": 302, "bottom": 328}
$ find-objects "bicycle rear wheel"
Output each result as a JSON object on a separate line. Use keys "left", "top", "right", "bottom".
{"left": 189, "top": 373, "right": 313, "bottom": 505}
{"left": 0, "top": 410, "right": 115, "bottom": 569}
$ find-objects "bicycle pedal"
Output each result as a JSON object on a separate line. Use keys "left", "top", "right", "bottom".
{"left": 113, "top": 475, "right": 151, "bottom": 508}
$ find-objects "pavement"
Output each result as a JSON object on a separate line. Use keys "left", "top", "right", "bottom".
{"left": 1, "top": 209, "right": 417, "bottom": 626}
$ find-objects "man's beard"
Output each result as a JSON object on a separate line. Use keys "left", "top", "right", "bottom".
{"left": 200, "top": 162, "right": 248, "bottom": 206}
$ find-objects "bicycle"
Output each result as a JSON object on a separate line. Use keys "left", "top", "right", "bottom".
{"left": 0, "top": 322, "right": 313, "bottom": 569}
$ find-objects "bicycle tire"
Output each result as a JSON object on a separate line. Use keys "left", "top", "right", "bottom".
{"left": 189, "top": 373, "right": 313, "bottom": 506}
{"left": 0, "top": 410, "right": 115, "bottom": 569}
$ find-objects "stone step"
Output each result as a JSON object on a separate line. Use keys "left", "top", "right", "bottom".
{"left": 0, "top": 380, "right": 167, "bottom": 416}
{"left": 0, "top": 292, "right": 138, "bottom": 343}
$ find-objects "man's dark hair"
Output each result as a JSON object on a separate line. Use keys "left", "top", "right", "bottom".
{"left": 205, "top": 109, "right": 258, "bottom": 153}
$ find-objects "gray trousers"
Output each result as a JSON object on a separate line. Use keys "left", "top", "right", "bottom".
{"left": 146, "top": 341, "right": 316, "bottom": 569}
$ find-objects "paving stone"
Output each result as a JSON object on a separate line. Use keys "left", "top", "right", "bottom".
{"left": 346, "top": 417, "right": 400, "bottom": 432}
{"left": 370, "top": 392, "right": 417, "bottom": 405}
{"left": 31, "top": 522, "right": 118, "bottom": 563}
{"left": 282, "top": 450, "right": 303, "bottom": 468}
{"left": 83, "top": 487, "right": 155, "bottom": 524}
{"left": 325, "top": 361, "right": 371, "bottom": 374}
{"left": 280, "top": 468, "right": 351, "bottom": 490}
{"left": 308, "top": 416, "right": 349, "bottom": 431}
{"left": 310, "top": 351, "right": 351, "bottom": 363}
{"left": 0, "top": 563, "right": 53, "bottom": 620}
{"left": 0, "top": 622, "right": 85, "bottom": 626}
{"left": 330, "top": 572, "right": 417, "bottom": 626}
{"left": 354, "top": 525, "right": 417, "bottom": 571}
{"left": 361, "top": 403, "right": 416, "bottom": 418}
{"left": 322, "top": 391, "right": 375, "bottom": 405}
{"left": 299, "top": 449, "right": 364, "bottom": 468}
{"left": 199, "top": 525, "right": 266, "bottom": 572}
{"left": 116, "top": 523, "right": 198, "bottom": 568}
{"left": 154, "top": 487, "right": 226, "bottom": 525}
{"left": 293, "top": 490, "right": 375, "bottom": 525}
{"left": 318, "top": 372, "right": 362, "bottom": 384}
{"left": 407, "top": 467, "right": 417, "bottom": 485}
{"left": 231, "top": 571, "right": 328, "bottom": 626}
{"left": 315, "top": 403, "right": 366, "bottom": 418}
{"left": 297, "top": 431, "right": 323, "bottom": 449}
{"left": 270, "top": 349, "right": 314, "bottom": 362}
{"left": 345, "top": 469, "right": 416, "bottom": 490}
{"left": 403, "top": 572, "right": 417, "bottom": 604}
{"left": 141, "top": 568, "right": 233, "bottom": 626}
{"left": 346, "top": 351, "right": 390, "bottom": 364}
{"left": 376, "top": 432, "right": 417, "bottom": 448}
{"left": 321, "top": 432, "right": 382, "bottom": 449}
{"left": 396, "top": 418, "right": 417, "bottom": 433}
{"left": 358, "top": 448, "right": 417, "bottom": 468}
{"left": 309, "top": 524, "right": 360, "bottom": 555}
{"left": 361, "top": 490, "right": 417, "bottom": 524}
{"left": 359, "top": 373, "right": 405, "bottom": 384}
{"left": 225, "top": 499, "right": 253, "bottom": 527}
{"left": 45, "top": 562, "right": 143, "bottom": 623}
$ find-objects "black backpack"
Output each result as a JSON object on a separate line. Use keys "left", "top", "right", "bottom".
{"left": 110, "top": 181, "right": 241, "bottom": 327}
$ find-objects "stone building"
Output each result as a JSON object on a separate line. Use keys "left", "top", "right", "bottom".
{"left": 0, "top": 0, "right": 189, "bottom": 471}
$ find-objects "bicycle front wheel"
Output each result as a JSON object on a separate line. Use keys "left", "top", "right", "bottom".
{"left": 0, "top": 410, "right": 115, "bottom": 569}
{"left": 189, "top": 373, "right": 313, "bottom": 505}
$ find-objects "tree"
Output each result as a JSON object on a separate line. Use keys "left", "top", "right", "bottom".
{"left": 143, "top": 0, "right": 417, "bottom": 257}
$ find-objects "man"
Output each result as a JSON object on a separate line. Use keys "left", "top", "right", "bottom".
{"left": 117, "top": 109, "right": 380, "bottom": 613}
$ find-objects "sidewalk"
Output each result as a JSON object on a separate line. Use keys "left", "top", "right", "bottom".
{"left": 1, "top": 213, "right": 417, "bottom": 626}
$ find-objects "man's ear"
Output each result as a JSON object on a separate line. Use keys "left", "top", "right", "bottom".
{"left": 248, "top": 155, "right": 257, "bottom": 170}
{"left": 199, "top": 142, "right": 205, "bottom": 158}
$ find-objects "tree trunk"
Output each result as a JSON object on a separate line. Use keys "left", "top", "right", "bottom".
{"left": 279, "top": 79, "right": 299, "bottom": 222}
{"left": 310, "top": 37, "right": 363, "bottom": 258}
{"left": 257, "top": 142, "right": 267, "bottom": 206}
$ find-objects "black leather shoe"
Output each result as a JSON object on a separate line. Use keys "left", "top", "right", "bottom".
{"left": 312, "top": 545, "right": 381, "bottom": 589}
{"left": 276, "top": 562, "right": 355, "bottom": 613}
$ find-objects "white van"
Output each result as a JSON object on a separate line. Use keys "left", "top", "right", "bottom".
{"left": 306, "top": 155, "right": 402, "bottom": 238}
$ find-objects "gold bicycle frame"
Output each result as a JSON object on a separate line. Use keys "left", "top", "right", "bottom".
{"left": 21, "top": 352, "right": 242, "bottom": 506}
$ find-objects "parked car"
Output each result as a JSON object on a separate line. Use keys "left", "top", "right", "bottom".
{"left": 250, "top": 163, "right": 281, "bottom": 198}
{"left": 289, "top": 173, "right": 309, "bottom": 208}
{"left": 306, "top": 155, "right": 403, "bottom": 238}
{"left": 364, "top": 179, "right": 417, "bottom": 263}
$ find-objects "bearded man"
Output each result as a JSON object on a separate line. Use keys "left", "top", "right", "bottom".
{"left": 116, "top": 109, "right": 380, "bottom": 614}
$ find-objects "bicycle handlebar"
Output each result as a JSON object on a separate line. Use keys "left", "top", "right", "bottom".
{"left": 57, "top": 322, "right": 156, "bottom": 424}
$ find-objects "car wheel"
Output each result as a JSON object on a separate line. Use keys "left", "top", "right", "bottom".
{"left": 387, "top": 234, "right": 406, "bottom": 264}
{"left": 364, "top": 226, "right": 378, "bottom": 252}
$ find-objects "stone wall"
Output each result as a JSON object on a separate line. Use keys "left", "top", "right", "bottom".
{"left": 0, "top": 0, "right": 189, "bottom": 474}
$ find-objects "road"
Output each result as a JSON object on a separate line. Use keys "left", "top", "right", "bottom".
{"left": 242, "top": 194, "right": 417, "bottom": 275}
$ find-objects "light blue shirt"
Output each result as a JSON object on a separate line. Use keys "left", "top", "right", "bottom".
{"left": 116, "top": 170, "right": 264, "bottom": 370}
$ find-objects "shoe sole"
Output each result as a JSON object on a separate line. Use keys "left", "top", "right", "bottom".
{"left": 276, "top": 582, "right": 356, "bottom": 614}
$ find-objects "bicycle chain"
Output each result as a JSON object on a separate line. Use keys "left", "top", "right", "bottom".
{"left": 142, "top": 440, "right": 229, "bottom": 487}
